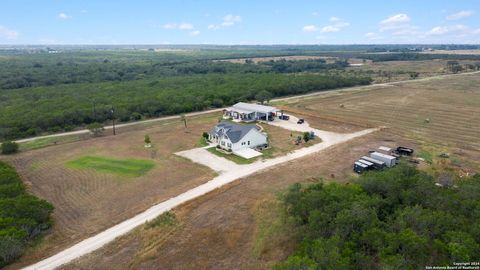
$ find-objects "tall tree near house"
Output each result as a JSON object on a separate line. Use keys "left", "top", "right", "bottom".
{"left": 255, "top": 90, "right": 273, "bottom": 104}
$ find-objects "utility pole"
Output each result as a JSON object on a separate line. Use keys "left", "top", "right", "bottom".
{"left": 92, "top": 99, "right": 96, "bottom": 122}
{"left": 111, "top": 106, "right": 116, "bottom": 136}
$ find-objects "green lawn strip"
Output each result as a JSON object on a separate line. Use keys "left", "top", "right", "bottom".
{"left": 19, "top": 135, "right": 81, "bottom": 151}
{"left": 66, "top": 155, "right": 155, "bottom": 177}
{"left": 206, "top": 147, "right": 256, "bottom": 165}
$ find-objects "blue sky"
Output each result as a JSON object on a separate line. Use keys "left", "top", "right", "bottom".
{"left": 1, "top": 0, "right": 479, "bottom": 44}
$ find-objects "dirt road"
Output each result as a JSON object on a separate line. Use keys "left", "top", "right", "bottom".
{"left": 23, "top": 126, "right": 378, "bottom": 270}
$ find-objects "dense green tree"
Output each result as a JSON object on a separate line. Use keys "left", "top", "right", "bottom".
{"left": 276, "top": 164, "right": 480, "bottom": 269}
{"left": 0, "top": 162, "right": 53, "bottom": 267}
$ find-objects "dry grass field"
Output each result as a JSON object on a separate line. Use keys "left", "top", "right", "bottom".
{"left": 62, "top": 131, "right": 416, "bottom": 270}
{"left": 282, "top": 73, "right": 480, "bottom": 171}
{"left": 346, "top": 60, "right": 479, "bottom": 82}
{"left": 1, "top": 114, "right": 223, "bottom": 269}
{"left": 1, "top": 111, "right": 323, "bottom": 269}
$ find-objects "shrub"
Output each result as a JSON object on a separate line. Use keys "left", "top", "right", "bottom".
{"left": 0, "top": 161, "right": 53, "bottom": 267}
{"left": 1, "top": 141, "right": 19, "bottom": 155}
{"left": 144, "top": 135, "right": 151, "bottom": 144}
{"left": 87, "top": 123, "right": 104, "bottom": 137}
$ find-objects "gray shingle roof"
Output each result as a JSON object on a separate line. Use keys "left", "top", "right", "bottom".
{"left": 209, "top": 121, "right": 259, "bottom": 143}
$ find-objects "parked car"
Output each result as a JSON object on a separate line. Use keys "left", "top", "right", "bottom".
{"left": 297, "top": 118, "right": 304, "bottom": 124}
{"left": 278, "top": 115, "right": 290, "bottom": 120}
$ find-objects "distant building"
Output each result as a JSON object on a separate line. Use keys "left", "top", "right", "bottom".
{"left": 208, "top": 121, "right": 267, "bottom": 151}
{"left": 223, "top": 102, "right": 281, "bottom": 122}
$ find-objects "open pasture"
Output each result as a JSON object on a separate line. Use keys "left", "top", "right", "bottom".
{"left": 1, "top": 114, "right": 219, "bottom": 268}
{"left": 282, "top": 73, "right": 480, "bottom": 169}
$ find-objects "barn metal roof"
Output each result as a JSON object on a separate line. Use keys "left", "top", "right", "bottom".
{"left": 228, "top": 102, "right": 280, "bottom": 114}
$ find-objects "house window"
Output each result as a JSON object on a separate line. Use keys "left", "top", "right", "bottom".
{"left": 221, "top": 141, "right": 225, "bottom": 146}
{"left": 227, "top": 143, "right": 231, "bottom": 148}
{"left": 248, "top": 141, "right": 250, "bottom": 145}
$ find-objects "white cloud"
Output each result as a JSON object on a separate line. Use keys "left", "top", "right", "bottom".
{"left": 57, "top": 12, "right": 72, "bottom": 20}
{"left": 312, "top": 11, "right": 319, "bottom": 16}
{"left": 320, "top": 25, "right": 340, "bottom": 33}
{"left": 302, "top": 17, "right": 349, "bottom": 34}
{"left": 329, "top": 16, "right": 341, "bottom": 22}
{"left": 446, "top": 10, "right": 474, "bottom": 20}
{"left": 0, "top": 25, "right": 19, "bottom": 40}
{"left": 474, "top": 28, "right": 480, "bottom": 34}
{"left": 426, "top": 24, "right": 469, "bottom": 36}
{"left": 189, "top": 30, "right": 200, "bottom": 36}
{"left": 162, "top": 23, "right": 193, "bottom": 30}
{"left": 365, "top": 32, "right": 383, "bottom": 40}
{"left": 379, "top": 14, "right": 411, "bottom": 31}
{"left": 221, "top": 14, "right": 241, "bottom": 26}
{"left": 208, "top": 14, "right": 242, "bottom": 30}
{"left": 321, "top": 17, "right": 349, "bottom": 33}
{"left": 380, "top": 13, "right": 410, "bottom": 25}
{"left": 426, "top": 26, "right": 449, "bottom": 35}
{"left": 302, "top": 25, "right": 319, "bottom": 32}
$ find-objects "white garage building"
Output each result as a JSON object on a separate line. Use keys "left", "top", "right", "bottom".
{"left": 223, "top": 102, "right": 281, "bottom": 122}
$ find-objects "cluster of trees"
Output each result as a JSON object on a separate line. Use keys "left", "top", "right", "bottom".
{"left": 0, "top": 161, "right": 53, "bottom": 267}
{"left": 0, "top": 73, "right": 371, "bottom": 140}
{"left": 0, "top": 51, "right": 351, "bottom": 90}
{"left": 275, "top": 164, "right": 480, "bottom": 269}
{"left": 261, "top": 59, "right": 349, "bottom": 73}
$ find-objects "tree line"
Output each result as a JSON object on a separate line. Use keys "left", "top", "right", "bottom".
{"left": 275, "top": 164, "right": 480, "bottom": 269}
{"left": 0, "top": 50, "right": 349, "bottom": 90}
{"left": 0, "top": 161, "right": 53, "bottom": 267}
{"left": 0, "top": 73, "right": 372, "bottom": 140}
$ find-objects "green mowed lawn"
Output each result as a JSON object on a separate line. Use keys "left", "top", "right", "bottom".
{"left": 66, "top": 155, "right": 155, "bottom": 177}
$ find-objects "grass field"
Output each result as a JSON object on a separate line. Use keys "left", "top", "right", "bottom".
{"left": 282, "top": 72, "right": 480, "bottom": 171}
{"left": 0, "top": 113, "right": 220, "bottom": 269}
{"left": 66, "top": 155, "right": 155, "bottom": 177}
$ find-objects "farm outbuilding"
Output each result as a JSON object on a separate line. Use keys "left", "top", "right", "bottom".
{"left": 223, "top": 102, "right": 281, "bottom": 122}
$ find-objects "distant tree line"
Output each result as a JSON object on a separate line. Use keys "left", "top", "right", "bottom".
{"left": 274, "top": 164, "right": 480, "bottom": 269}
{"left": 0, "top": 73, "right": 372, "bottom": 140}
{"left": 0, "top": 51, "right": 350, "bottom": 90}
{"left": 0, "top": 161, "right": 53, "bottom": 267}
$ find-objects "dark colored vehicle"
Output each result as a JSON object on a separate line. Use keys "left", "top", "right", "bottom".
{"left": 279, "top": 115, "right": 290, "bottom": 120}
{"left": 395, "top": 146, "right": 414, "bottom": 156}
{"left": 297, "top": 118, "right": 304, "bottom": 124}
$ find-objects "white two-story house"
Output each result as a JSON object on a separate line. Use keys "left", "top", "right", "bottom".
{"left": 208, "top": 121, "right": 268, "bottom": 152}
